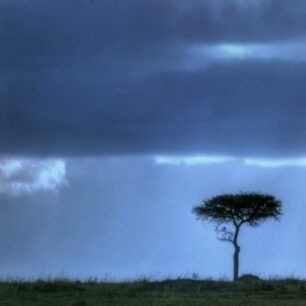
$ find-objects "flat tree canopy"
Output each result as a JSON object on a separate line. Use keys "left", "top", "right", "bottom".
{"left": 193, "top": 192, "right": 282, "bottom": 227}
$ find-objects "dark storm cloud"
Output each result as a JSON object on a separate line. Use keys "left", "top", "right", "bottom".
{"left": 2, "top": 0, "right": 306, "bottom": 59}
{"left": 1, "top": 61, "right": 306, "bottom": 157}
{"left": 1, "top": 0, "right": 306, "bottom": 156}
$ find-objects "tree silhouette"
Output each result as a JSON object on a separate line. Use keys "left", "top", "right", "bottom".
{"left": 192, "top": 192, "right": 282, "bottom": 281}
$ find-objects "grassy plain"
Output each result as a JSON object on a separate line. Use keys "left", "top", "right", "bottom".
{"left": 1, "top": 277, "right": 306, "bottom": 305}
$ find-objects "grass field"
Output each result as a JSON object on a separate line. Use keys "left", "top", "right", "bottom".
{"left": 1, "top": 277, "right": 306, "bottom": 305}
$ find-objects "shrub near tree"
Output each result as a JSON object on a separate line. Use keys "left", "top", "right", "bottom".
{"left": 192, "top": 192, "right": 282, "bottom": 281}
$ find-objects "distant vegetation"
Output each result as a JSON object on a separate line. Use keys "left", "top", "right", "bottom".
{"left": 2, "top": 277, "right": 306, "bottom": 305}
{"left": 193, "top": 192, "right": 282, "bottom": 281}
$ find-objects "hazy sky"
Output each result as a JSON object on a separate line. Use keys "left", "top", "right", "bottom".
{"left": 1, "top": 0, "right": 306, "bottom": 280}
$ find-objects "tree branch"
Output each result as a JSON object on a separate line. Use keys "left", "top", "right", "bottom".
{"left": 215, "top": 224, "right": 234, "bottom": 243}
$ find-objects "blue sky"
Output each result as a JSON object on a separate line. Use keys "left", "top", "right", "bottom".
{"left": 1, "top": 0, "right": 306, "bottom": 280}
{"left": 0, "top": 156, "right": 306, "bottom": 279}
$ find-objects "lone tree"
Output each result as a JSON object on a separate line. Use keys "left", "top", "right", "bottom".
{"left": 192, "top": 192, "right": 282, "bottom": 281}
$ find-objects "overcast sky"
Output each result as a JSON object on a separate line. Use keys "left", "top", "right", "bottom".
{"left": 1, "top": 0, "right": 306, "bottom": 280}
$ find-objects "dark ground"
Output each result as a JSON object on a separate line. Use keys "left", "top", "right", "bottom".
{"left": 1, "top": 277, "right": 306, "bottom": 305}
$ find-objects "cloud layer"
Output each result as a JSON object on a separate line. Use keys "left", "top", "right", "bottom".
{"left": 0, "top": 159, "right": 66, "bottom": 195}
{"left": 1, "top": 0, "right": 306, "bottom": 157}
{"left": 155, "top": 155, "right": 306, "bottom": 168}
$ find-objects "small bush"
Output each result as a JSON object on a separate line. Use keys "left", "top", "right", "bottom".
{"left": 239, "top": 274, "right": 261, "bottom": 282}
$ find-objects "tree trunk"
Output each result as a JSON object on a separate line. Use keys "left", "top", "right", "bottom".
{"left": 232, "top": 224, "right": 241, "bottom": 282}
{"left": 233, "top": 244, "right": 240, "bottom": 281}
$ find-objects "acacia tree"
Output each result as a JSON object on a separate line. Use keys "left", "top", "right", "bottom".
{"left": 192, "top": 192, "right": 282, "bottom": 281}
